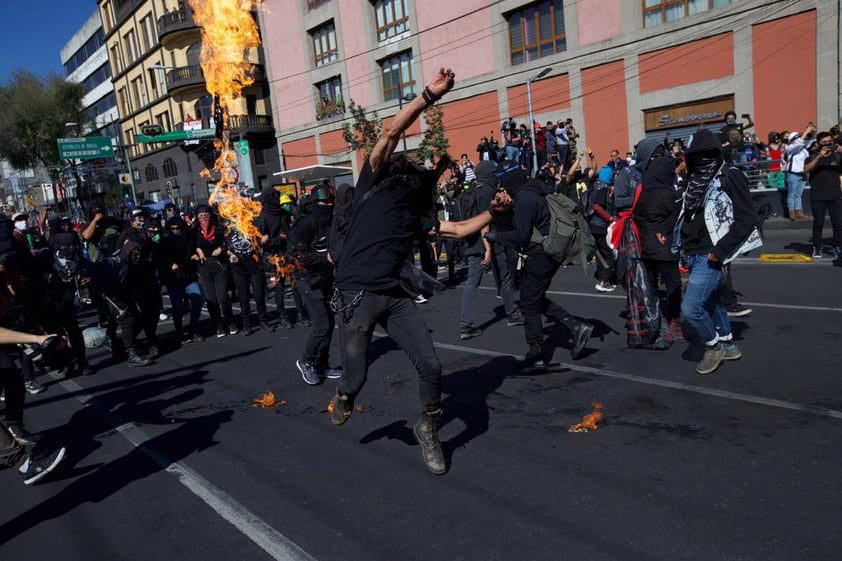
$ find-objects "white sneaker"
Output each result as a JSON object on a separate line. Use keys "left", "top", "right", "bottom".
{"left": 595, "top": 281, "right": 616, "bottom": 292}
{"left": 414, "top": 294, "right": 428, "bottom": 304}
{"left": 159, "top": 313, "right": 169, "bottom": 321}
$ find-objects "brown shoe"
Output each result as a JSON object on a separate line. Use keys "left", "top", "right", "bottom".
{"left": 669, "top": 319, "right": 684, "bottom": 341}
{"left": 796, "top": 210, "right": 811, "bottom": 220}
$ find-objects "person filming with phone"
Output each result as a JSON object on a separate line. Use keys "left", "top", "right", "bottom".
{"left": 804, "top": 130, "right": 842, "bottom": 260}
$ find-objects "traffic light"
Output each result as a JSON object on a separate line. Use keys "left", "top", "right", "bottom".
{"left": 141, "top": 124, "right": 164, "bottom": 136}
{"left": 48, "top": 165, "right": 63, "bottom": 174}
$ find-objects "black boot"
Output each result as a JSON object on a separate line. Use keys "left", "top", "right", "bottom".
{"left": 412, "top": 409, "right": 447, "bottom": 475}
{"left": 127, "top": 347, "right": 152, "bottom": 367}
{"left": 242, "top": 320, "right": 253, "bottom": 336}
{"left": 524, "top": 343, "right": 546, "bottom": 368}
{"left": 562, "top": 317, "right": 593, "bottom": 359}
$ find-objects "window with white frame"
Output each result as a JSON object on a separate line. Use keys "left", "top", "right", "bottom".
{"left": 374, "top": 0, "right": 409, "bottom": 42}
{"left": 643, "top": 0, "right": 732, "bottom": 27}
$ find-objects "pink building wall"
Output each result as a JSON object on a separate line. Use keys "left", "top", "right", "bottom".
{"left": 338, "top": 0, "right": 376, "bottom": 108}
{"left": 263, "top": 2, "right": 313, "bottom": 130}
{"left": 416, "top": 0, "right": 496, "bottom": 84}
{"left": 577, "top": 0, "right": 623, "bottom": 46}
{"left": 581, "top": 60, "right": 630, "bottom": 158}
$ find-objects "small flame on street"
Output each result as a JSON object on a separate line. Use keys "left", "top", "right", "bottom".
{"left": 253, "top": 391, "right": 287, "bottom": 408}
{"left": 568, "top": 402, "right": 603, "bottom": 433}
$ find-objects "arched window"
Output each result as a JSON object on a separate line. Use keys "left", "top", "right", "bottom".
{"left": 145, "top": 163, "right": 159, "bottom": 182}
{"left": 163, "top": 158, "right": 178, "bottom": 178}
{"left": 186, "top": 43, "right": 202, "bottom": 67}
{"left": 194, "top": 94, "right": 213, "bottom": 120}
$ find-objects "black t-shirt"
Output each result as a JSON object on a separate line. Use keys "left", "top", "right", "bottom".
{"left": 807, "top": 152, "right": 842, "bottom": 201}
{"left": 463, "top": 183, "right": 495, "bottom": 255}
{"left": 334, "top": 161, "right": 426, "bottom": 292}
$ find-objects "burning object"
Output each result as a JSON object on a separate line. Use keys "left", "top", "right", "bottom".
{"left": 568, "top": 402, "right": 603, "bottom": 433}
{"left": 252, "top": 391, "right": 287, "bottom": 408}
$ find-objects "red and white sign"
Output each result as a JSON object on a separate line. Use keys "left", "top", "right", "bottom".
{"left": 183, "top": 119, "right": 203, "bottom": 145}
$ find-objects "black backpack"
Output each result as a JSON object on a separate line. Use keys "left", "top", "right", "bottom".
{"left": 579, "top": 179, "right": 610, "bottom": 221}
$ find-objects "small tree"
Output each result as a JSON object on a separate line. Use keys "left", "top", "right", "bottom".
{"left": 414, "top": 104, "right": 450, "bottom": 166}
{"left": 341, "top": 100, "right": 381, "bottom": 158}
{"left": 0, "top": 69, "right": 87, "bottom": 170}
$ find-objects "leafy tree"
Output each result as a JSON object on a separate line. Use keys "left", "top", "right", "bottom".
{"left": 0, "top": 70, "right": 88, "bottom": 170}
{"left": 341, "top": 100, "right": 381, "bottom": 158}
{"left": 414, "top": 104, "right": 449, "bottom": 166}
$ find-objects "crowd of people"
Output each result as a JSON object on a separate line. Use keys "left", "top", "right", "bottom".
{"left": 2, "top": 64, "right": 841, "bottom": 479}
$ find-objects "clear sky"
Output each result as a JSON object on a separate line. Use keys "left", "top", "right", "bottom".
{"left": 0, "top": 0, "right": 99, "bottom": 81}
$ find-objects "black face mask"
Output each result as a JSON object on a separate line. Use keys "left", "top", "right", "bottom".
{"left": 312, "top": 204, "right": 333, "bottom": 225}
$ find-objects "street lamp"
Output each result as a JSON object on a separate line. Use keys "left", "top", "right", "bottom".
{"left": 398, "top": 91, "right": 417, "bottom": 153}
{"left": 527, "top": 66, "right": 552, "bottom": 176}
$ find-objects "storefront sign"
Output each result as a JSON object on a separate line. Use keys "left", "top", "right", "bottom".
{"left": 644, "top": 97, "right": 734, "bottom": 130}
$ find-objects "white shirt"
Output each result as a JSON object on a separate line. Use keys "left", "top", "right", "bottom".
{"left": 785, "top": 139, "right": 811, "bottom": 173}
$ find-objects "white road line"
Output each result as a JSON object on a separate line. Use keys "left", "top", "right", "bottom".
{"left": 432, "top": 341, "right": 842, "bottom": 421}
{"left": 54, "top": 376, "right": 318, "bottom": 561}
{"left": 474, "top": 286, "right": 842, "bottom": 312}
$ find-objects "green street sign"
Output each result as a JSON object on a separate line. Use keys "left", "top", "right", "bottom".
{"left": 135, "top": 128, "right": 217, "bottom": 143}
{"left": 57, "top": 136, "right": 114, "bottom": 160}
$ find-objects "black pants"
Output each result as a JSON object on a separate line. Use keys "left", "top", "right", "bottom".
{"left": 810, "top": 199, "right": 842, "bottom": 249}
{"left": 231, "top": 258, "right": 268, "bottom": 325}
{"left": 591, "top": 230, "right": 617, "bottom": 284}
{"left": 297, "top": 276, "right": 335, "bottom": 368}
{"left": 119, "top": 290, "right": 161, "bottom": 349}
{"left": 40, "top": 286, "right": 87, "bottom": 366}
{"left": 519, "top": 248, "right": 572, "bottom": 346}
{"left": 198, "top": 259, "right": 234, "bottom": 326}
{"left": 338, "top": 288, "right": 441, "bottom": 412}
{"left": 719, "top": 263, "right": 738, "bottom": 308}
{"left": 0, "top": 347, "right": 24, "bottom": 426}
{"left": 643, "top": 259, "right": 681, "bottom": 322}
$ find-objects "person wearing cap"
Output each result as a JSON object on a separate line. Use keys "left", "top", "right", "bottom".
{"left": 784, "top": 124, "right": 816, "bottom": 220}
{"left": 290, "top": 183, "right": 341, "bottom": 385}
{"left": 484, "top": 161, "right": 595, "bottom": 368}
{"left": 257, "top": 187, "right": 308, "bottom": 329}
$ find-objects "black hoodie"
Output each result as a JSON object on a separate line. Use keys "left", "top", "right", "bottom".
{"left": 679, "top": 129, "right": 755, "bottom": 259}
{"left": 614, "top": 138, "right": 663, "bottom": 211}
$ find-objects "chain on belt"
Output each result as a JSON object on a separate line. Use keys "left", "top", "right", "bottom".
{"left": 330, "top": 288, "right": 366, "bottom": 323}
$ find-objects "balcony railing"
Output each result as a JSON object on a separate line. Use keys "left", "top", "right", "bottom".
{"left": 157, "top": 8, "right": 198, "bottom": 41}
{"left": 229, "top": 114, "right": 274, "bottom": 133}
{"left": 165, "top": 64, "right": 205, "bottom": 93}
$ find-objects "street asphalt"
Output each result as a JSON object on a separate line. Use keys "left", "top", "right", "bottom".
{"left": 1, "top": 228, "right": 840, "bottom": 561}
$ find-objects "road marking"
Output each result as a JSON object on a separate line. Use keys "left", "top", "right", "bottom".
{"left": 54, "top": 376, "right": 318, "bottom": 561}
{"left": 432, "top": 341, "right": 842, "bottom": 421}
{"left": 474, "top": 286, "right": 842, "bottom": 312}
{"left": 759, "top": 253, "right": 812, "bottom": 263}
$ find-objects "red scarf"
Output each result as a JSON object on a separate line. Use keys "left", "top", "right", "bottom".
{"left": 198, "top": 215, "right": 215, "bottom": 242}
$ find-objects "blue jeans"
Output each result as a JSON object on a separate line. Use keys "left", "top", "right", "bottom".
{"left": 680, "top": 254, "right": 731, "bottom": 346}
{"left": 459, "top": 254, "right": 484, "bottom": 329}
{"left": 786, "top": 172, "right": 807, "bottom": 212}
{"left": 168, "top": 281, "right": 204, "bottom": 334}
{"left": 505, "top": 145, "right": 520, "bottom": 162}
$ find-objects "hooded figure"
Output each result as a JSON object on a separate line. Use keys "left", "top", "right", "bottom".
{"left": 614, "top": 138, "right": 664, "bottom": 211}
{"left": 328, "top": 183, "right": 355, "bottom": 266}
{"left": 675, "top": 128, "right": 755, "bottom": 375}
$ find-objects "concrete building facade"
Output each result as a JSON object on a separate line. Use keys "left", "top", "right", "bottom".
{"left": 96, "top": 0, "right": 280, "bottom": 205}
{"left": 260, "top": 0, "right": 839, "bottom": 177}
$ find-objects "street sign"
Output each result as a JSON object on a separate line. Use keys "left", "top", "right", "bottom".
{"left": 135, "top": 128, "right": 216, "bottom": 143}
{"left": 57, "top": 136, "right": 114, "bottom": 160}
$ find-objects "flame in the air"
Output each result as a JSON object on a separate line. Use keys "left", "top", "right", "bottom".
{"left": 568, "top": 402, "right": 603, "bottom": 433}
{"left": 189, "top": 0, "right": 264, "bottom": 246}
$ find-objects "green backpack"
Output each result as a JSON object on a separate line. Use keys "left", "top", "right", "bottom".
{"left": 530, "top": 193, "right": 599, "bottom": 274}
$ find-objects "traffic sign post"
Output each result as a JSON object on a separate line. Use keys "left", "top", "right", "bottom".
{"left": 135, "top": 128, "right": 217, "bottom": 143}
{"left": 57, "top": 137, "right": 114, "bottom": 160}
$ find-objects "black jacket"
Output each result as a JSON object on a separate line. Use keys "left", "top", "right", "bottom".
{"left": 495, "top": 179, "right": 550, "bottom": 251}
{"left": 636, "top": 157, "right": 680, "bottom": 261}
